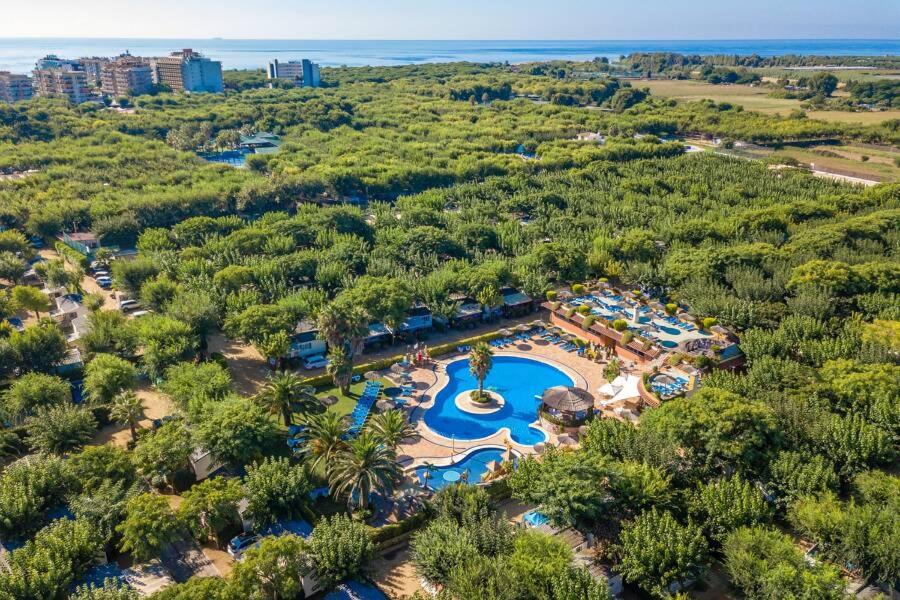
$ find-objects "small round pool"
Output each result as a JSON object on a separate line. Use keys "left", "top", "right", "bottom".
{"left": 660, "top": 340, "right": 679, "bottom": 349}
{"left": 425, "top": 356, "right": 574, "bottom": 445}
{"left": 415, "top": 447, "right": 511, "bottom": 490}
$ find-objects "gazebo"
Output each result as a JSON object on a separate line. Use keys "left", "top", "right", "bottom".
{"left": 540, "top": 386, "right": 594, "bottom": 426}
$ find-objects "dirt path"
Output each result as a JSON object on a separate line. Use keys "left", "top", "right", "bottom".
{"left": 371, "top": 545, "right": 423, "bottom": 599}
{"left": 91, "top": 383, "right": 174, "bottom": 448}
{"left": 207, "top": 332, "right": 270, "bottom": 396}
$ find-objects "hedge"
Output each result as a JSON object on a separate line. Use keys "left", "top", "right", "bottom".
{"left": 370, "top": 510, "right": 433, "bottom": 549}
{"left": 54, "top": 242, "right": 89, "bottom": 270}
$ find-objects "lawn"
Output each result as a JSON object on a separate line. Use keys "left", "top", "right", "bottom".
{"left": 292, "top": 376, "right": 394, "bottom": 422}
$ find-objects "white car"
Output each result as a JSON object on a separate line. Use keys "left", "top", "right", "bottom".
{"left": 302, "top": 354, "right": 329, "bottom": 370}
{"left": 119, "top": 299, "right": 140, "bottom": 312}
{"left": 92, "top": 270, "right": 110, "bottom": 279}
{"left": 227, "top": 533, "right": 261, "bottom": 560}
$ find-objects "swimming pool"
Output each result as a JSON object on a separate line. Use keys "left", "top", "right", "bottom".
{"left": 414, "top": 447, "right": 510, "bottom": 490}
{"left": 424, "top": 355, "right": 574, "bottom": 445}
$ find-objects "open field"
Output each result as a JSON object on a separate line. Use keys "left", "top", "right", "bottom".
{"left": 639, "top": 79, "right": 900, "bottom": 124}
{"left": 771, "top": 145, "right": 899, "bottom": 182}
{"left": 806, "top": 109, "right": 900, "bottom": 125}
{"left": 638, "top": 79, "right": 801, "bottom": 114}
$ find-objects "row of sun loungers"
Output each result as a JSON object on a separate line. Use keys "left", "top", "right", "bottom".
{"left": 347, "top": 381, "right": 382, "bottom": 436}
{"left": 651, "top": 375, "right": 690, "bottom": 396}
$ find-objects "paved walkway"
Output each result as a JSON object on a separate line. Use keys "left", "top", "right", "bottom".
{"left": 394, "top": 337, "right": 611, "bottom": 467}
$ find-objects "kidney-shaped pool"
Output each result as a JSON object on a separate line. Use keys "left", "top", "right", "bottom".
{"left": 424, "top": 355, "right": 574, "bottom": 445}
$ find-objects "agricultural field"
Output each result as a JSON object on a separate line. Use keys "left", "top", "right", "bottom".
{"left": 637, "top": 79, "right": 802, "bottom": 114}
{"left": 639, "top": 78, "right": 900, "bottom": 124}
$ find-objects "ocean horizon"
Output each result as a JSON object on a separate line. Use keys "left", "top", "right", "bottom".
{"left": 0, "top": 38, "right": 897, "bottom": 74}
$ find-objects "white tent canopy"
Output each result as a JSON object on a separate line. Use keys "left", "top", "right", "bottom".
{"left": 598, "top": 374, "right": 641, "bottom": 405}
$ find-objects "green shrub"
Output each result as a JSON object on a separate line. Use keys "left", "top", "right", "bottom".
{"left": 576, "top": 305, "right": 590, "bottom": 315}
{"left": 612, "top": 319, "right": 628, "bottom": 332}
{"left": 546, "top": 290, "right": 558, "bottom": 301}
{"left": 54, "top": 242, "right": 89, "bottom": 270}
{"left": 371, "top": 510, "right": 432, "bottom": 548}
{"left": 571, "top": 284, "right": 585, "bottom": 295}
{"left": 582, "top": 315, "right": 596, "bottom": 330}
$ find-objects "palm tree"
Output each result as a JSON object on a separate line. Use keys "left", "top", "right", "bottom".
{"left": 255, "top": 371, "right": 315, "bottom": 427}
{"left": 328, "top": 431, "right": 401, "bottom": 512}
{"left": 366, "top": 409, "right": 417, "bottom": 449}
{"left": 326, "top": 347, "right": 354, "bottom": 395}
{"left": 468, "top": 342, "right": 494, "bottom": 399}
{"left": 317, "top": 301, "right": 369, "bottom": 357}
{"left": 302, "top": 412, "right": 348, "bottom": 471}
{"left": 109, "top": 390, "right": 144, "bottom": 442}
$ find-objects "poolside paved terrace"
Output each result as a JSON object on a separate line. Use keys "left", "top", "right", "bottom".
{"left": 390, "top": 332, "right": 635, "bottom": 469}
{"left": 544, "top": 286, "right": 741, "bottom": 367}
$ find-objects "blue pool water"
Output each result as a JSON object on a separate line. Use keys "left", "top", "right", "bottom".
{"left": 523, "top": 510, "right": 550, "bottom": 527}
{"left": 657, "top": 325, "right": 681, "bottom": 336}
{"left": 415, "top": 447, "right": 508, "bottom": 490}
{"left": 424, "top": 356, "right": 573, "bottom": 445}
{"left": 660, "top": 340, "right": 679, "bottom": 349}
{"left": 197, "top": 149, "right": 251, "bottom": 167}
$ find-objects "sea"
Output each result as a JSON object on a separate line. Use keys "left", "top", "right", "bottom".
{"left": 0, "top": 39, "right": 898, "bottom": 74}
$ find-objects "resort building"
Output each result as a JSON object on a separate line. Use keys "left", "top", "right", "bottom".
{"left": 363, "top": 322, "right": 393, "bottom": 353}
{"left": 540, "top": 283, "right": 742, "bottom": 408}
{"left": 448, "top": 293, "right": 484, "bottom": 328}
{"left": 0, "top": 72, "right": 33, "bottom": 103}
{"left": 500, "top": 286, "right": 534, "bottom": 317}
{"left": 149, "top": 49, "right": 223, "bottom": 93}
{"left": 286, "top": 321, "right": 327, "bottom": 360}
{"left": 35, "top": 55, "right": 82, "bottom": 71}
{"left": 77, "top": 57, "right": 109, "bottom": 85}
{"left": 393, "top": 305, "right": 433, "bottom": 341}
{"left": 100, "top": 55, "right": 153, "bottom": 97}
{"left": 266, "top": 58, "right": 321, "bottom": 87}
{"left": 32, "top": 67, "right": 91, "bottom": 103}
{"left": 58, "top": 231, "right": 101, "bottom": 257}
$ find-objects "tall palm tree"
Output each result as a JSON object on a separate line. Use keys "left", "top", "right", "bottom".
{"left": 109, "top": 390, "right": 144, "bottom": 442}
{"left": 326, "top": 347, "right": 354, "bottom": 395}
{"left": 366, "top": 409, "right": 417, "bottom": 449}
{"left": 468, "top": 342, "right": 494, "bottom": 399}
{"left": 328, "top": 431, "right": 401, "bottom": 512}
{"left": 317, "top": 301, "right": 369, "bottom": 357}
{"left": 255, "top": 371, "right": 315, "bottom": 427}
{"left": 302, "top": 412, "right": 348, "bottom": 471}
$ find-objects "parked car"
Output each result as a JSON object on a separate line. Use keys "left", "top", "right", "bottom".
{"left": 119, "top": 299, "right": 140, "bottom": 312}
{"left": 302, "top": 354, "right": 329, "bottom": 370}
{"left": 227, "top": 533, "right": 261, "bottom": 560}
{"left": 92, "top": 270, "right": 110, "bottom": 279}
{"left": 95, "top": 277, "right": 112, "bottom": 289}
{"left": 130, "top": 310, "right": 151, "bottom": 319}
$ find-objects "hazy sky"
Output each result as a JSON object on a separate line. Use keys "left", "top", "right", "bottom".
{"left": 3, "top": 0, "right": 898, "bottom": 39}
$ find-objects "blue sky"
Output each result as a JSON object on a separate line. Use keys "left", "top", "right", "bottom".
{"left": 3, "top": 0, "right": 898, "bottom": 39}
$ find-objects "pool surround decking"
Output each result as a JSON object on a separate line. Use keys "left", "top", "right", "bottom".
{"left": 399, "top": 347, "right": 597, "bottom": 468}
